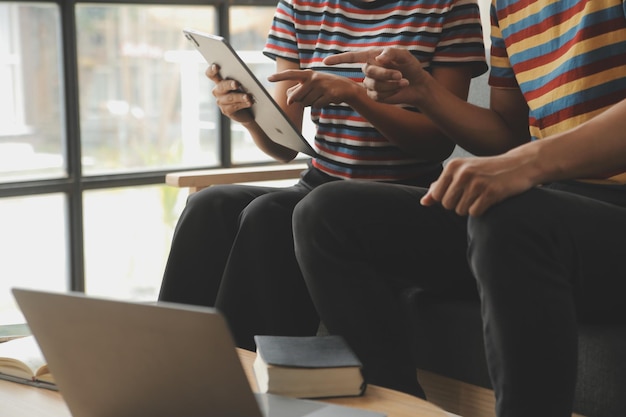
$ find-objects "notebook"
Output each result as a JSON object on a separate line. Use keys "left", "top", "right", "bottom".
{"left": 11, "top": 288, "right": 385, "bottom": 417}
{"left": 183, "top": 28, "right": 318, "bottom": 158}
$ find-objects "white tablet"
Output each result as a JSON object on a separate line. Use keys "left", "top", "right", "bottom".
{"left": 183, "top": 28, "right": 317, "bottom": 157}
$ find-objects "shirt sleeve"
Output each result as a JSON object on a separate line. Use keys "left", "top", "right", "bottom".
{"left": 263, "top": 0, "right": 300, "bottom": 63}
{"left": 488, "top": 0, "right": 519, "bottom": 89}
{"left": 432, "top": 0, "right": 489, "bottom": 77}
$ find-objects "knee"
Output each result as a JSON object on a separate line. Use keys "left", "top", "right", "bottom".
{"left": 467, "top": 188, "right": 561, "bottom": 289}
{"left": 175, "top": 188, "right": 223, "bottom": 228}
{"left": 293, "top": 182, "right": 349, "bottom": 235}
{"left": 239, "top": 196, "right": 284, "bottom": 231}
{"left": 179, "top": 185, "right": 255, "bottom": 232}
{"left": 184, "top": 185, "right": 232, "bottom": 214}
{"left": 468, "top": 188, "right": 547, "bottom": 252}
{"left": 293, "top": 184, "right": 333, "bottom": 230}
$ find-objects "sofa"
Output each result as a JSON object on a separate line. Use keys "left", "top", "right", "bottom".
{"left": 405, "top": 288, "right": 626, "bottom": 417}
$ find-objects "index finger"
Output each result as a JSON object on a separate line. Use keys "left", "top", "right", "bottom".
{"left": 267, "top": 69, "right": 311, "bottom": 83}
{"left": 420, "top": 169, "right": 454, "bottom": 207}
{"left": 323, "top": 50, "right": 382, "bottom": 66}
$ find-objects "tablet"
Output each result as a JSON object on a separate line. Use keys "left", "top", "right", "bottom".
{"left": 183, "top": 28, "right": 317, "bottom": 157}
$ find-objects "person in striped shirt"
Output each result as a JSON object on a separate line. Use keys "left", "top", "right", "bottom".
{"left": 159, "top": 0, "right": 486, "bottom": 397}
{"left": 294, "top": 1, "right": 626, "bottom": 416}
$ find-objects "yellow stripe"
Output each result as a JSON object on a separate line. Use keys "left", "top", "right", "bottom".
{"left": 531, "top": 106, "right": 610, "bottom": 139}
{"left": 497, "top": 0, "right": 559, "bottom": 30}
{"left": 503, "top": 2, "right": 616, "bottom": 63}
{"left": 490, "top": 18, "right": 502, "bottom": 40}
{"left": 490, "top": 54, "right": 511, "bottom": 69}
{"left": 525, "top": 63, "right": 626, "bottom": 111}
{"left": 515, "top": 29, "right": 626, "bottom": 89}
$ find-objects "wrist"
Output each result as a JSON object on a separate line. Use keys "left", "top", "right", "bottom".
{"left": 508, "top": 140, "right": 553, "bottom": 186}
{"left": 343, "top": 81, "right": 370, "bottom": 107}
{"left": 411, "top": 72, "right": 437, "bottom": 107}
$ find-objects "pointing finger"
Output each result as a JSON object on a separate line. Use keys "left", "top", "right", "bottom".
{"left": 323, "top": 49, "right": 383, "bottom": 66}
{"left": 268, "top": 69, "right": 312, "bottom": 83}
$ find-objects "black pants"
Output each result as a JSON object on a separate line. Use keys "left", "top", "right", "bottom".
{"left": 293, "top": 179, "right": 626, "bottom": 414}
{"left": 468, "top": 182, "right": 626, "bottom": 417}
{"left": 293, "top": 180, "right": 474, "bottom": 397}
{"left": 159, "top": 163, "right": 440, "bottom": 351}
{"left": 159, "top": 165, "right": 327, "bottom": 350}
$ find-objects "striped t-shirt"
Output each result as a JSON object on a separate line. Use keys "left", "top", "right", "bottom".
{"left": 489, "top": 0, "right": 626, "bottom": 182}
{"left": 264, "top": 0, "right": 487, "bottom": 181}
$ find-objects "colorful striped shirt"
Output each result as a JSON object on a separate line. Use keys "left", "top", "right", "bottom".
{"left": 264, "top": 0, "right": 487, "bottom": 181}
{"left": 489, "top": 0, "right": 626, "bottom": 182}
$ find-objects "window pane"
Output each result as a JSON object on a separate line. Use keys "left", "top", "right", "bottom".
{"left": 0, "top": 194, "right": 68, "bottom": 324}
{"left": 83, "top": 185, "right": 185, "bottom": 300}
{"left": 76, "top": 5, "right": 217, "bottom": 175}
{"left": 229, "top": 6, "right": 280, "bottom": 164}
{"left": 0, "top": 3, "right": 65, "bottom": 182}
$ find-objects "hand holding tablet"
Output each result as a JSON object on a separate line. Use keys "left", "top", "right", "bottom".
{"left": 183, "top": 29, "right": 318, "bottom": 157}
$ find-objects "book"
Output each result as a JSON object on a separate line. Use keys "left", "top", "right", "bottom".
{"left": 253, "top": 335, "right": 366, "bottom": 399}
{"left": 0, "top": 334, "right": 56, "bottom": 390}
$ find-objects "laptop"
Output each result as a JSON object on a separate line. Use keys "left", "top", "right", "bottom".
{"left": 12, "top": 288, "right": 384, "bottom": 417}
{"left": 182, "top": 28, "right": 318, "bottom": 158}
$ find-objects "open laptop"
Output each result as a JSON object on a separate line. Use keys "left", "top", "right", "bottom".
{"left": 182, "top": 28, "right": 318, "bottom": 158}
{"left": 12, "top": 288, "right": 384, "bottom": 417}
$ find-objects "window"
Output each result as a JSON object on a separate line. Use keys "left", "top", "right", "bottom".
{"left": 0, "top": 3, "right": 65, "bottom": 182}
{"left": 0, "top": 0, "right": 279, "bottom": 324}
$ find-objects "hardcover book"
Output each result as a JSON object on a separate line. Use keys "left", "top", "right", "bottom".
{"left": 253, "top": 335, "right": 366, "bottom": 399}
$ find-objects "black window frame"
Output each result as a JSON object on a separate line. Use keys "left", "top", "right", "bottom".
{"left": 0, "top": 0, "right": 280, "bottom": 292}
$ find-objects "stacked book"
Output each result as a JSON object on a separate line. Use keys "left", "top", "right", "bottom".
{"left": 253, "top": 335, "right": 366, "bottom": 399}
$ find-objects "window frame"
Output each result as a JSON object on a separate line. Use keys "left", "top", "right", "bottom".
{"left": 0, "top": 0, "right": 281, "bottom": 292}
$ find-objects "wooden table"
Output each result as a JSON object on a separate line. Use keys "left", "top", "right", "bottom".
{"left": 0, "top": 349, "right": 454, "bottom": 417}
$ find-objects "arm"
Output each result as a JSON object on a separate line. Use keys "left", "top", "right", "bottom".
{"left": 269, "top": 64, "right": 478, "bottom": 161}
{"left": 421, "top": 98, "right": 626, "bottom": 216}
{"left": 324, "top": 48, "right": 531, "bottom": 156}
{"left": 348, "top": 65, "right": 473, "bottom": 161}
{"left": 207, "top": 57, "right": 304, "bottom": 162}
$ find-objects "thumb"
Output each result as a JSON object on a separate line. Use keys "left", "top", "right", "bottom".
{"left": 376, "top": 48, "right": 411, "bottom": 67}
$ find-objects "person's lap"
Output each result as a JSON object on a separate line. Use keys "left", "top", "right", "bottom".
{"left": 159, "top": 182, "right": 301, "bottom": 305}
{"left": 214, "top": 182, "right": 320, "bottom": 349}
{"left": 467, "top": 183, "right": 626, "bottom": 417}
{"left": 293, "top": 180, "right": 475, "bottom": 397}
{"left": 160, "top": 165, "right": 340, "bottom": 346}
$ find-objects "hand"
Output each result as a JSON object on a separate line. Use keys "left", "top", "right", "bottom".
{"left": 323, "top": 47, "right": 427, "bottom": 105}
{"left": 267, "top": 69, "right": 362, "bottom": 108}
{"left": 206, "top": 64, "right": 254, "bottom": 124}
{"left": 420, "top": 154, "right": 538, "bottom": 217}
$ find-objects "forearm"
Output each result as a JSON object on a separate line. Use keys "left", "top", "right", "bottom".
{"left": 527, "top": 98, "right": 626, "bottom": 184}
{"left": 413, "top": 74, "right": 528, "bottom": 156}
{"left": 347, "top": 90, "right": 455, "bottom": 161}
{"left": 241, "top": 119, "right": 298, "bottom": 162}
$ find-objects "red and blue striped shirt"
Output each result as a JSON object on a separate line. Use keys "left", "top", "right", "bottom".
{"left": 264, "top": 0, "right": 487, "bottom": 181}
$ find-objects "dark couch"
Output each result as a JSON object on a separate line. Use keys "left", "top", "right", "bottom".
{"left": 403, "top": 271, "right": 626, "bottom": 417}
